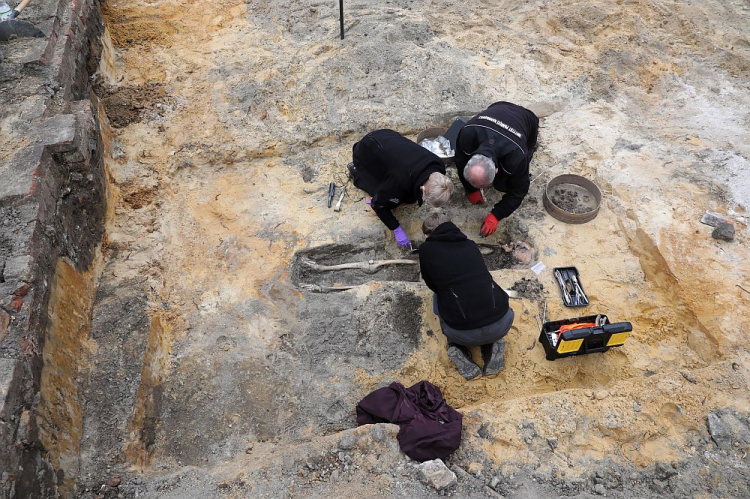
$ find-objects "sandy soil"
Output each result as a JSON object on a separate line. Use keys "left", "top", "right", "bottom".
{"left": 73, "top": 0, "right": 750, "bottom": 497}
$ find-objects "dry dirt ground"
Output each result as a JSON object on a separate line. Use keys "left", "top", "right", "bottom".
{"left": 64, "top": 0, "right": 750, "bottom": 497}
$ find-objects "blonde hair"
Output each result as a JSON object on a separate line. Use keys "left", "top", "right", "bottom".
{"left": 422, "top": 172, "right": 454, "bottom": 207}
{"left": 422, "top": 211, "right": 450, "bottom": 235}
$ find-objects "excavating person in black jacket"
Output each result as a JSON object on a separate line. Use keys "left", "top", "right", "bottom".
{"left": 419, "top": 212, "right": 514, "bottom": 380}
{"left": 349, "top": 129, "right": 454, "bottom": 248}
{"left": 456, "top": 101, "right": 539, "bottom": 237}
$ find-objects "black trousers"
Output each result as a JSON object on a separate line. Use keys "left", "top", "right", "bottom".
{"left": 433, "top": 294, "right": 514, "bottom": 347}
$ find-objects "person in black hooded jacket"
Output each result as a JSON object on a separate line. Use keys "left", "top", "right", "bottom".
{"left": 455, "top": 101, "right": 539, "bottom": 237}
{"left": 418, "top": 212, "right": 514, "bottom": 380}
{"left": 350, "top": 129, "right": 454, "bottom": 248}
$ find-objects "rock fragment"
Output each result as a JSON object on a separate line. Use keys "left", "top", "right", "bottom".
{"left": 712, "top": 222, "right": 735, "bottom": 241}
{"left": 467, "top": 461, "right": 483, "bottom": 476}
{"left": 707, "top": 409, "right": 750, "bottom": 451}
{"left": 680, "top": 371, "right": 697, "bottom": 384}
{"left": 652, "top": 478, "right": 669, "bottom": 493}
{"left": 418, "top": 459, "right": 457, "bottom": 491}
{"left": 654, "top": 462, "right": 678, "bottom": 480}
{"left": 700, "top": 211, "right": 728, "bottom": 227}
{"left": 338, "top": 433, "right": 357, "bottom": 450}
{"left": 490, "top": 475, "right": 502, "bottom": 490}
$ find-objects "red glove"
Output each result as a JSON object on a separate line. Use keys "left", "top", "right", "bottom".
{"left": 480, "top": 213, "right": 499, "bottom": 237}
{"left": 466, "top": 191, "right": 483, "bottom": 205}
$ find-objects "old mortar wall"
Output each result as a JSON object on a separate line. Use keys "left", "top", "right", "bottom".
{"left": 0, "top": 0, "right": 107, "bottom": 497}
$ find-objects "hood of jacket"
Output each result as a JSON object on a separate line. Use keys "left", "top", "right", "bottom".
{"left": 426, "top": 222, "right": 467, "bottom": 243}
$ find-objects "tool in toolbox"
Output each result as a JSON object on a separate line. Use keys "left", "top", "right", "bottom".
{"left": 538, "top": 313, "right": 632, "bottom": 361}
{"left": 553, "top": 266, "right": 589, "bottom": 307}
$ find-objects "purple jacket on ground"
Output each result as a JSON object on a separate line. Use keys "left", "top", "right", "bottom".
{"left": 355, "top": 381, "right": 463, "bottom": 462}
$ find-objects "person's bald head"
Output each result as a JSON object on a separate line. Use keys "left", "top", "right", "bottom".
{"left": 464, "top": 154, "right": 497, "bottom": 189}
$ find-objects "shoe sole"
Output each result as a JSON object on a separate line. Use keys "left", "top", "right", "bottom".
{"left": 447, "top": 346, "right": 481, "bottom": 380}
{"left": 483, "top": 341, "right": 505, "bottom": 377}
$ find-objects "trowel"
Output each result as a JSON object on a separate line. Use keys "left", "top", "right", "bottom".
{"left": 0, "top": 0, "right": 45, "bottom": 42}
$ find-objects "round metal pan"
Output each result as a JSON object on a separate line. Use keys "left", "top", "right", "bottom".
{"left": 543, "top": 174, "right": 602, "bottom": 224}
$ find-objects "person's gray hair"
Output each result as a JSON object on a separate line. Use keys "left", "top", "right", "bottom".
{"left": 422, "top": 172, "right": 454, "bottom": 207}
{"left": 422, "top": 211, "right": 450, "bottom": 235}
{"left": 464, "top": 154, "right": 496, "bottom": 189}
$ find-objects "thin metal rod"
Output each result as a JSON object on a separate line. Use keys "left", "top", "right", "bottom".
{"left": 339, "top": 0, "right": 344, "bottom": 40}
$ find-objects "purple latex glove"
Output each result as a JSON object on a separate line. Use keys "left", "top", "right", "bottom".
{"left": 393, "top": 226, "right": 410, "bottom": 247}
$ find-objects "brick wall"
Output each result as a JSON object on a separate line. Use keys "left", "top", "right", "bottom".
{"left": 0, "top": 0, "right": 106, "bottom": 497}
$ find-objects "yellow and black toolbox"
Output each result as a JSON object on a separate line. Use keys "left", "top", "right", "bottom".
{"left": 539, "top": 314, "right": 632, "bottom": 361}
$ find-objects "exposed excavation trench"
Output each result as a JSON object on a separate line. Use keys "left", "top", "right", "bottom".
{"left": 3, "top": 0, "right": 750, "bottom": 497}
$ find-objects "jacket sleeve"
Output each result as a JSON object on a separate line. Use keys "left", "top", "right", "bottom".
{"left": 371, "top": 178, "right": 402, "bottom": 231}
{"left": 526, "top": 112, "right": 540, "bottom": 150}
{"left": 455, "top": 128, "right": 480, "bottom": 194}
{"left": 490, "top": 162, "right": 531, "bottom": 220}
{"left": 372, "top": 205, "right": 400, "bottom": 231}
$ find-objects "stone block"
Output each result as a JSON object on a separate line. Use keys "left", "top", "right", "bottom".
{"left": 18, "top": 96, "right": 48, "bottom": 122}
{"left": 35, "top": 114, "right": 77, "bottom": 150}
{"left": 419, "top": 459, "right": 457, "bottom": 491}
{"left": 2, "top": 37, "right": 46, "bottom": 66}
{"left": 0, "top": 145, "right": 47, "bottom": 200}
{"left": 2, "top": 255, "right": 32, "bottom": 283}
{"left": 700, "top": 211, "right": 727, "bottom": 227}
{"left": 0, "top": 358, "right": 21, "bottom": 418}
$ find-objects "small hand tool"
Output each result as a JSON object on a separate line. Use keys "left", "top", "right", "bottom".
{"left": 554, "top": 270, "right": 572, "bottom": 305}
{"left": 327, "top": 182, "right": 336, "bottom": 208}
{"left": 571, "top": 275, "right": 589, "bottom": 305}
{"left": 333, "top": 191, "right": 345, "bottom": 212}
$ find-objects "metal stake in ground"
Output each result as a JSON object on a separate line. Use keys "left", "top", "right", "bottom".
{"left": 339, "top": 0, "right": 344, "bottom": 40}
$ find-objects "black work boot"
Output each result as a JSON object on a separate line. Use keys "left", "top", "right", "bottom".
{"left": 481, "top": 338, "right": 506, "bottom": 377}
{"left": 447, "top": 345, "right": 481, "bottom": 380}
{"left": 347, "top": 162, "right": 356, "bottom": 180}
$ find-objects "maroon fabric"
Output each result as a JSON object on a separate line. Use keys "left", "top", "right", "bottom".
{"left": 356, "top": 381, "right": 463, "bottom": 462}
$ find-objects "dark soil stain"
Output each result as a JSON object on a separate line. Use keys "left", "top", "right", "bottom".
{"left": 510, "top": 277, "right": 545, "bottom": 301}
{"left": 99, "top": 83, "right": 172, "bottom": 128}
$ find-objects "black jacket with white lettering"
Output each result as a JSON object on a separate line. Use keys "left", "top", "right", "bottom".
{"left": 419, "top": 222, "right": 509, "bottom": 330}
{"left": 455, "top": 102, "right": 539, "bottom": 220}
{"left": 352, "top": 129, "right": 446, "bottom": 230}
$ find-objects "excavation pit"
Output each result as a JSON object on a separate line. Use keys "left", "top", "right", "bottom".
{"left": 292, "top": 241, "right": 535, "bottom": 290}
{"left": 5, "top": 0, "right": 747, "bottom": 496}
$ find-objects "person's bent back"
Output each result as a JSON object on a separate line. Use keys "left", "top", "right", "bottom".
{"left": 419, "top": 218, "right": 509, "bottom": 330}
{"left": 419, "top": 212, "right": 513, "bottom": 380}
